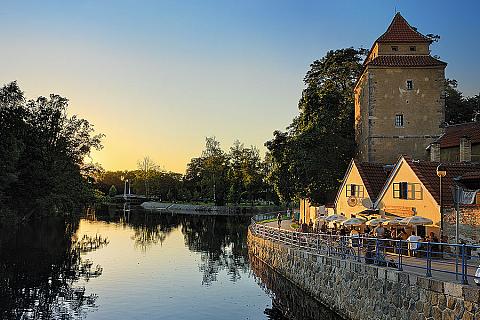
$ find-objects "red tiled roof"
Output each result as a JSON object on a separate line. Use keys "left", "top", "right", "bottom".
{"left": 356, "top": 161, "right": 391, "bottom": 202}
{"left": 376, "top": 13, "right": 431, "bottom": 43}
{"left": 367, "top": 55, "right": 446, "bottom": 68}
{"left": 405, "top": 158, "right": 480, "bottom": 207}
{"left": 458, "top": 171, "right": 480, "bottom": 190}
{"left": 435, "top": 122, "right": 480, "bottom": 148}
{"left": 459, "top": 171, "right": 480, "bottom": 180}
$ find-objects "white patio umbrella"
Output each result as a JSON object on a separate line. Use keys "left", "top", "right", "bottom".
{"left": 366, "top": 218, "right": 390, "bottom": 226}
{"left": 383, "top": 217, "right": 404, "bottom": 226}
{"left": 325, "top": 214, "right": 347, "bottom": 222}
{"left": 342, "top": 217, "right": 366, "bottom": 227}
{"left": 400, "top": 216, "right": 433, "bottom": 226}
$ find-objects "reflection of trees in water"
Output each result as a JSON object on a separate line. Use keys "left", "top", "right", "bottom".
{"left": 127, "top": 212, "right": 180, "bottom": 252}
{"left": 180, "top": 215, "right": 250, "bottom": 285}
{"left": 95, "top": 208, "right": 252, "bottom": 286}
{"left": 249, "top": 254, "right": 344, "bottom": 320}
{"left": 99, "top": 208, "right": 252, "bottom": 285}
{"left": 0, "top": 218, "right": 107, "bottom": 319}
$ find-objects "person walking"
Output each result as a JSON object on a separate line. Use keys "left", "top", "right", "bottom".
{"left": 277, "top": 212, "right": 282, "bottom": 229}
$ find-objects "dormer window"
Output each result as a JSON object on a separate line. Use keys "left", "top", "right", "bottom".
{"left": 406, "top": 80, "right": 413, "bottom": 90}
{"left": 409, "top": 46, "right": 416, "bottom": 52}
{"left": 392, "top": 46, "right": 398, "bottom": 52}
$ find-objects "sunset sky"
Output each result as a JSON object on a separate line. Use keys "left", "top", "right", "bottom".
{"left": 1, "top": 1, "right": 479, "bottom": 173}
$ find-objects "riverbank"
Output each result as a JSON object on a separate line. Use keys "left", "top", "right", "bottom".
{"left": 140, "top": 201, "right": 284, "bottom": 215}
{"left": 247, "top": 228, "right": 480, "bottom": 320}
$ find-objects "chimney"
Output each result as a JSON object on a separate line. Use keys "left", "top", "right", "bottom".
{"left": 460, "top": 136, "right": 472, "bottom": 162}
{"left": 430, "top": 143, "right": 440, "bottom": 162}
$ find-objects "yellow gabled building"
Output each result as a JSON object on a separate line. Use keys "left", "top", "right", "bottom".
{"left": 335, "top": 159, "right": 390, "bottom": 218}
{"left": 374, "top": 156, "right": 480, "bottom": 237}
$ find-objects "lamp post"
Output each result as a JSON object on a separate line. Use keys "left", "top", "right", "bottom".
{"left": 436, "top": 164, "right": 447, "bottom": 238}
{"left": 121, "top": 175, "right": 129, "bottom": 200}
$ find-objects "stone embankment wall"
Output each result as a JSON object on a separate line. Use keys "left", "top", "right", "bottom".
{"left": 248, "top": 229, "right": 480, "bottom": 320}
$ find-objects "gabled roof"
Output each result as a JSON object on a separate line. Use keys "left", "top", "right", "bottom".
{"left": 434, "top": 122, "right": 480, "bottom": 148}
{"left": 407, "top": 158, "right": 480, "bottom": 207}
{"left": 376, "top": 12, "right": 432, "bottom": 43}
{"left": 374, "top": 156, "right": 480, "bottom": 208}
{"left": 356, "top": 161, "right": 391, "bottom": 202}
{"left": 335, "top": 159, "right": 390, "bottom": 206}
{"left": 367, "top": 55, "right": 446, "bottom": 68}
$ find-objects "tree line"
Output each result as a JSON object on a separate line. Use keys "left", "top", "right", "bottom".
{"left": 95, "top": 138, "right": 276, "bottom": 206}
{"left": 2, "top": 46, "right": 478, "bottom": 219}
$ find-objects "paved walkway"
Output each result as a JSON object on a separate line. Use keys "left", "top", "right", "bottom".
{"left": 265, "top": 219, "right": 296, "bottom": 230}
{"left": 260, "top": 220, "right": 479, "bottom": 285}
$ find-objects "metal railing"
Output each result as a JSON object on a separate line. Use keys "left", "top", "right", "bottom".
{"left": 250, "top": 214, "right": 480, "bottom": 285}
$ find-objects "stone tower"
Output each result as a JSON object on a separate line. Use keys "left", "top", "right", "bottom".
{"left": 354, "top": 13, "right": 446, "bottom": 163}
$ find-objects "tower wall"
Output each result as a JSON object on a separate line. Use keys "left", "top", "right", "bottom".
{"left": 355, "top": 66, "right": 445, "bottom": 163}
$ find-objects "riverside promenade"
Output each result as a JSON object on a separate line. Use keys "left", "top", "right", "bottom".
{"left": 263, "top": 220, "right": 479, "bottom": 285}
{"left": 249, "top": 214, "right": 480, "bottom": 320}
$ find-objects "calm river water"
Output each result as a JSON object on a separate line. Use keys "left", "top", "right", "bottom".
{"left": 0, "top": 209, "right": 342, "bottom": 319}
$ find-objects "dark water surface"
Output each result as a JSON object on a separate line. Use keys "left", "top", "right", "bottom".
{"left": 0, "top": 209, "right": 342, "bottom": 319}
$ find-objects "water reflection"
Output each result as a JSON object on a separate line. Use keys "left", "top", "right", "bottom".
{"left": 249, "top": 254, "right": 344, "bottom": 320}
{"left": 95, "top": 207, "right": 251, "bottom": 285}
{"left": 1, "top": 209, "right": 343, "bottom": 319}
{"left": 180, "top": 215, "right": 249, "bottom": 285}
{"left": 0, "top": 218, "right": 107, "bottom": 319}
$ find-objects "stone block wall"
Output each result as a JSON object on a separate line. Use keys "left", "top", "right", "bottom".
{"left": 248, "top": 229, "right": 480, "bottom": 320}
{"left": 444, "top": 206, "right": 480, "bottom": 245}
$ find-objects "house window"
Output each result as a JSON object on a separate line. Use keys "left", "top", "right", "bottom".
{"left": 393, "top": 182, "right": 422, "bottom": 200}
{"left": 410, "top": 46, "right": 416, "bottom": 51}
{"left": 406, "top": 80, "right": 413, "bottom": 90}
{"left": 346, "top": 184, "right": 364, "bottom": 198}
{"left": 395, "top": 114, "right": 404, "bottom": 127}
{"left": 391, "top": 46, "right": 398, "bottom": 52}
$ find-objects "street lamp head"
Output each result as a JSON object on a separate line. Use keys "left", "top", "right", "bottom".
{"left": 436, "top": 164, "right": 446, "bottom": 178}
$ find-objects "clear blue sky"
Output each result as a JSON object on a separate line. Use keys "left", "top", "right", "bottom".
{"left": 1, "top": 0, "right": 479, "bottom": 172}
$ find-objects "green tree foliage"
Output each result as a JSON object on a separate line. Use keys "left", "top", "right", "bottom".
{"left": 445, "top": 79, "right": 480, "bottom": 125}
{"left": 95, "top": 138, "right": 272, "bottom": 206}
{"left": 108, "top": 185, "right": 117, "bottom": 197}
{"left": 0, "top": 82, "right": 103, "bottom": 218}
{"left": 184, "top": 138, "right": 271, "bottom": 205}
{"left": 266, "top": 48, "right": 366, "bottom": 204}
{"left": 136, "top": 156, "right": 159, "bottom": 198}
{"left": 199, "top": 137, "right": 229, "bottom": 205}
{"left": 95, "top": 170, "right": 126, "bottom": 195}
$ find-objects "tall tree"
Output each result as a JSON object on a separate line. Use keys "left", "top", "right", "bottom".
{"left": 444, "top": 79, "right": 480, "bottom": 125}
{"left": 201, "top": 137, "right": 229, "bottom": 205}
{"left": 266, "top": 48, "right": 366, "bottom": 204}
{"left": 137, "top": 156, "right": 158, "bottom": 198}
{"left": 0, "top": 81, "right": 103, "bottom": 218}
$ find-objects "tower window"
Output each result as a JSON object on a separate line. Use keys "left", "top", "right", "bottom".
{"left": 410, "top": 46, "right": 416, "bottom": 51}
{"left": 406, "top": 80, "right": 413, "bottom": 90}
{"left": 391, "top": 46, "right": 398, "bottom": 51}
{"left": 395, "top": 114, "right": 404, "bottom": 127}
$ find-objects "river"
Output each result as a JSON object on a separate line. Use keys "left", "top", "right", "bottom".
{"left": 0, "top": 208, "right": 342, "bottom": 319}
